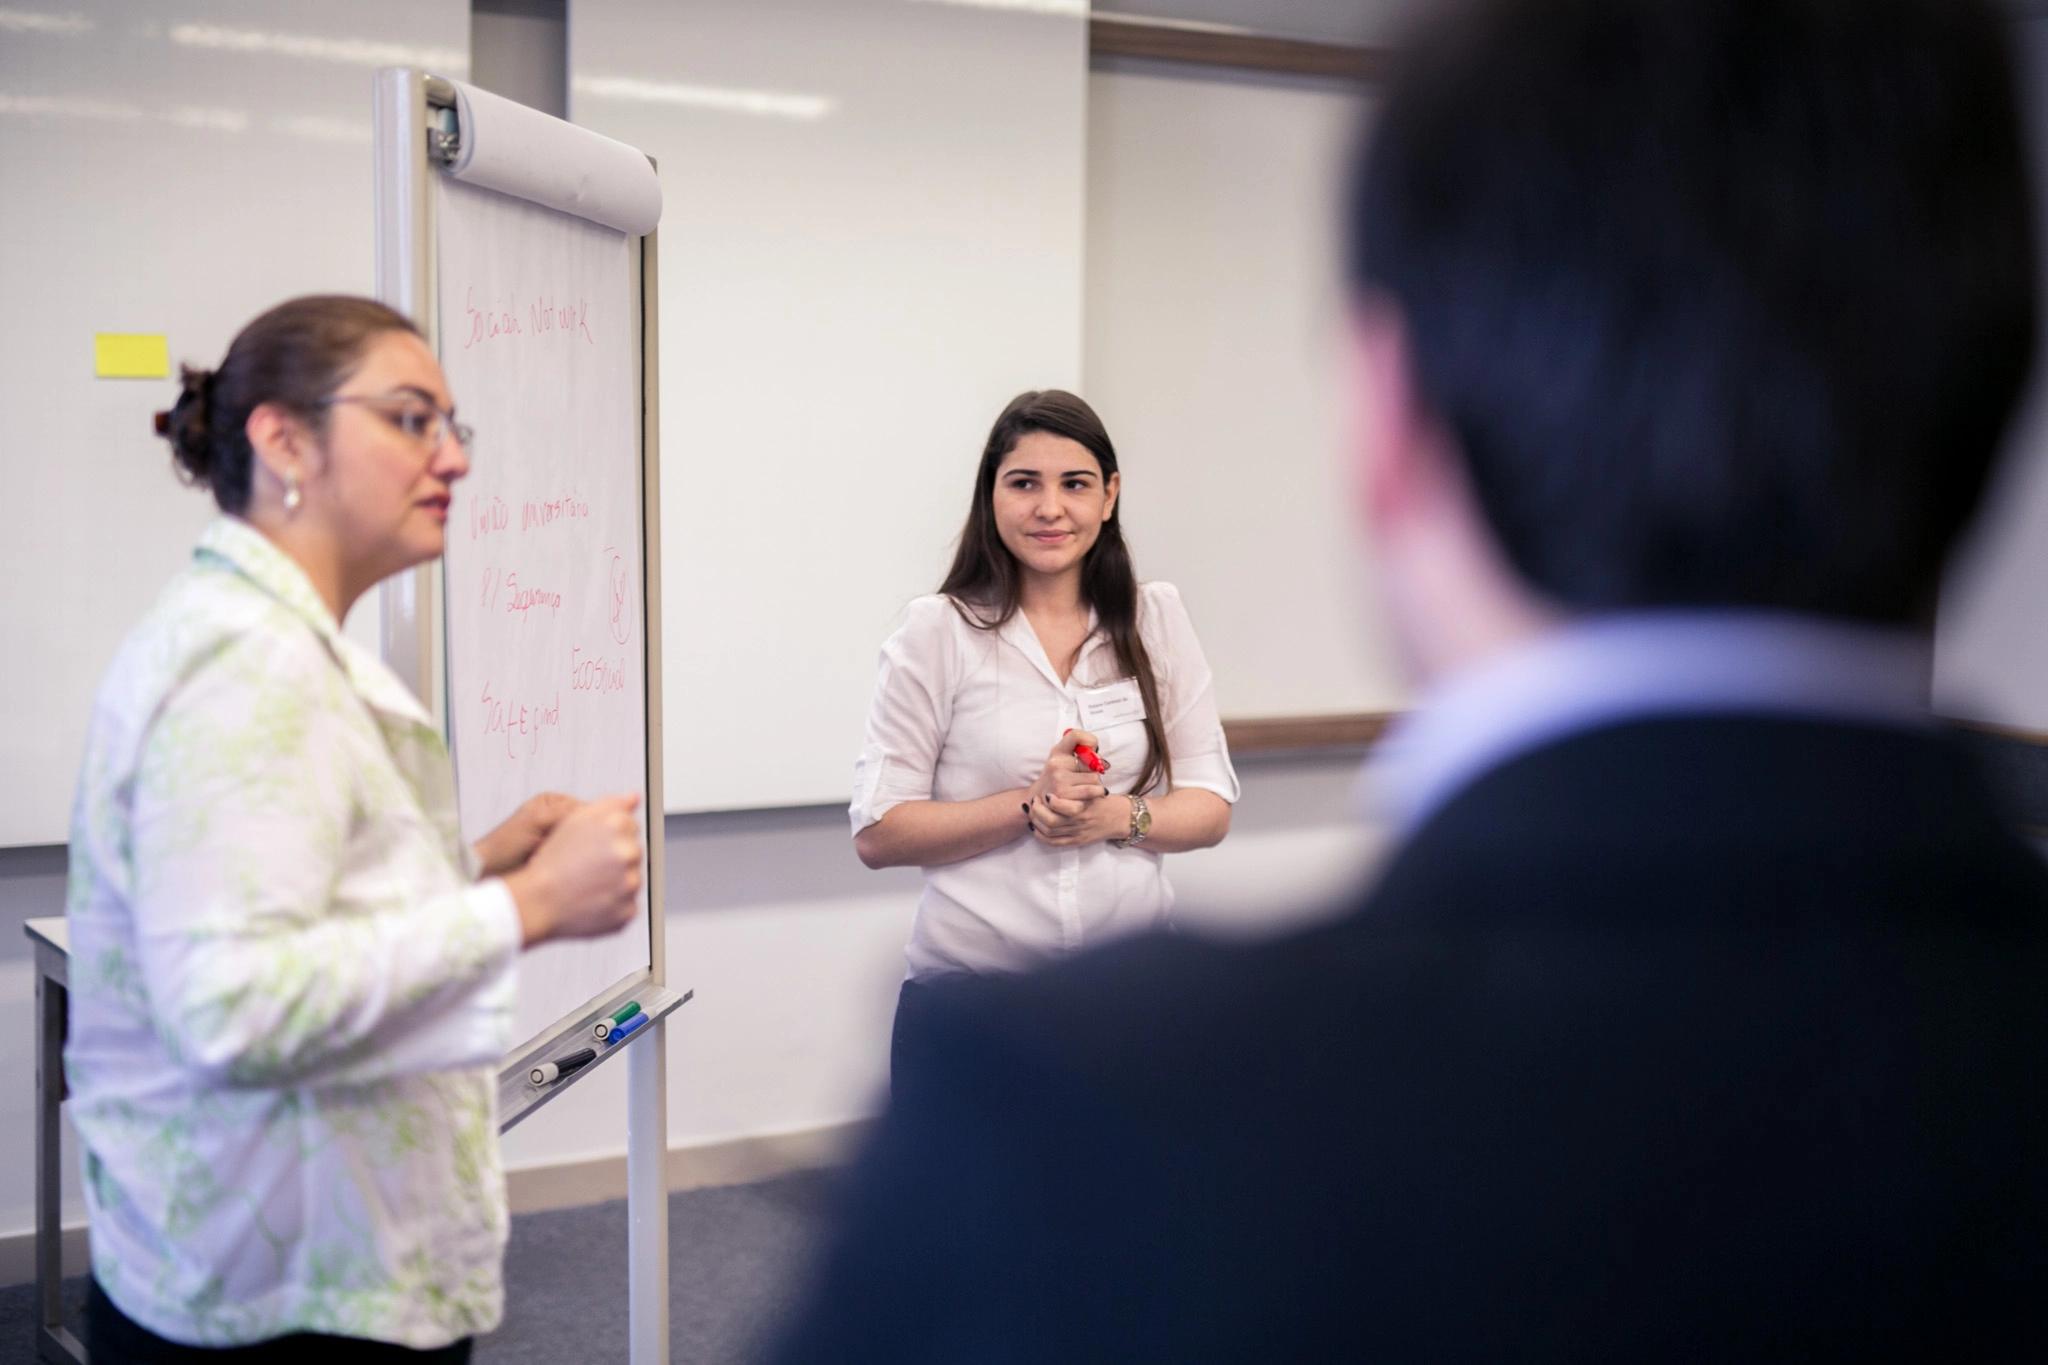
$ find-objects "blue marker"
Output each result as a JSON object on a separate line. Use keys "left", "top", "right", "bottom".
{"left": 606, "top": 1011, "right": 650, "bottom": 1045}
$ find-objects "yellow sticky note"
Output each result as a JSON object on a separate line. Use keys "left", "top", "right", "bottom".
{"left": 95, "top": 333, "right": 170, "bottom": 380}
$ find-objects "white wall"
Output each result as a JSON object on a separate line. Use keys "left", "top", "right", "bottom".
{"left": 0, "top": 0, "right": 469, "bottom": 848}
{"left": 1084, "top": 59, "right": 1405, "bottom": 719}
{"left": 569, "top": 0, "right": 1092, "bottom": 814}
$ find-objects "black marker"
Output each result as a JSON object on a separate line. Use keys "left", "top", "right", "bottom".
{"left": 529, "top": 1047, "right": 598, "bottom": 1086}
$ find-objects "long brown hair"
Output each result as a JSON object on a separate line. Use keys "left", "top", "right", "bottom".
{"left": 938, "top": 390, "right": 1172, "bottom": 796}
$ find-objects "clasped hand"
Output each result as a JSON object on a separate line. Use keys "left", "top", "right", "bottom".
{"left": 474, "top": 791, "right": 581, "bottom": 877}
{"left": 481, "top": 791, "right": 646, "bottom": 946}
{"left": 1023, "top": 730, "right": 1129, "bottom": 847}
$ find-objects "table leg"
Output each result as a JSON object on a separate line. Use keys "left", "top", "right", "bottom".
{"left": 36, "top": 961, "right": 85, "bottom": 1364}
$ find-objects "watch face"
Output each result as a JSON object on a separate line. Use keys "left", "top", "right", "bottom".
{"left": 1134, "top": 801, "right": 1152, "bottom": 836}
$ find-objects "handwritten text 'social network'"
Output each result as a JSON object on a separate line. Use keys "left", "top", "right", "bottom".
{"left": 463, "top": 287, "right": 597, "bottom": 349}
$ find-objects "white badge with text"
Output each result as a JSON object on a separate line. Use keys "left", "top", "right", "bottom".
{"left": 1077, "top": 677, "right": 1147, "bottom": 730}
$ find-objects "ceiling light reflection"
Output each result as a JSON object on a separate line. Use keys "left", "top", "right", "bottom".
{"left": 0, "top": 9, "right": 94, "bottom": 35}
{"left": 0, "top": 92, "right": 142, "bottom": 121}
{"left": 167, "top": 105, "right": 249, "bottom": 133}
{"left": 166, "top": 23, "right": 466, "bottom": 73}
{"left": 274, "top": 113, "right": 370, "bottom": 145}
{"left": 573, "top": 75, "right": 833, "bottom": 121}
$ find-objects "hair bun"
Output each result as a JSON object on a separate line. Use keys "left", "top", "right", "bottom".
{"left": 160, "top": 365, "right": 217, "bottom": 486}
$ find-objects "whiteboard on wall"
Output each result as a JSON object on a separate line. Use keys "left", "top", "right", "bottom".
{"left": 568, "top": 0, "right": 1089, "bottom": 813}
{"left": 1084, "top": 61, "right": 1406, "bottom": 724}
{"left": 0, "top": 0, "right": 468, "bottom": 848}
{"left": 376, "top": 71, "right": 663, "bottom": 1057}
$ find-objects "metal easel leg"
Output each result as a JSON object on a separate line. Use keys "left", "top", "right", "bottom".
{"left": 626, "top": 1020, "right": 670, "bottom": 1364}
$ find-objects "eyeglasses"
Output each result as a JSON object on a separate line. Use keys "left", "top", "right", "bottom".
{"left": 317, "top": 392, "right": 474, "bottom": 452}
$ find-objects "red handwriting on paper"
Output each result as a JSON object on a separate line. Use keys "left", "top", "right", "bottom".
{"left": 466, "top": 289, "right": 596, "bottom": 349}
{"left": 463, "top": 287, "right": 525, "bottom": 349}
{"left": 528, "top": 296, "right": 597, "bottom": 345}
{"left": 503, "top": 572, "right": 563, "bottom": 620}
{"left": 570, "top": 646, "right": 628, "bottom": 694}
{"left": 606, "top": 546, "right": 631, "bottom": 644}
{"left": 477, "top": 566, "right": 560, "bottom": 617}
{"left": 481, "top": 683, "right": 563, "bottom": 759}
{"left": 522, "top": 489, "right": 590, "bottom": 532}
{"left": 468, "top": 494, "right": 510, "bottom": 540}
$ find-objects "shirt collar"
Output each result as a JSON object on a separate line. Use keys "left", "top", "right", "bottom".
{"left": 196, "top": 516, "right": 341, "bottom": 640}
{"left": 194, "top": 516, "right": 435, "bottom": 730}
{"left": 1366, "top": 610, "right": 1935, "bottom": 834}
{"left": 995, "top": 601, "right": 1105, "bottom": 691}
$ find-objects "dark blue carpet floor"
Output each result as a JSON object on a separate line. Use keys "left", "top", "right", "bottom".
{"left": 0, "top": 1169, "right": 840, "bottom": 1365}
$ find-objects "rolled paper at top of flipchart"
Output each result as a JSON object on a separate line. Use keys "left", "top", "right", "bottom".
{"left": 449, "top": 79, "right": 662, "bottom": 236}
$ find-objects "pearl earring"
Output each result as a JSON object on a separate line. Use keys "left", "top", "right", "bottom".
{"left": 283, "top": 472, "right": 302, "bottom": 513}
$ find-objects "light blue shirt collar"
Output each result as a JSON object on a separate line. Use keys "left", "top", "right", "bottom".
{"left": 1368, "top": 610, "right": 1935, "bottom": 833}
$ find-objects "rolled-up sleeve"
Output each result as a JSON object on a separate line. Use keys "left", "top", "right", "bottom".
{"left": 851, "top": 597, "right": 957, "bottom": 836}
{"left": 1145, "top": 583, "right": 1241, "bottom": 803}
{"left": 129, "top": 630, "right": 522, "bottom": 1089}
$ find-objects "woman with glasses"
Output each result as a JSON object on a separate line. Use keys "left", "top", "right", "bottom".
{"left": 65, "top": 295, "right": 645, "bottom": 1361}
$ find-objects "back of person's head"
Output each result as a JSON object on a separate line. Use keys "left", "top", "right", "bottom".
{"left": 155, "top": 295, "right": 421, "bottom": 514}
{"left": 1348, "top": 0, "right": 2037, "bottom": 623}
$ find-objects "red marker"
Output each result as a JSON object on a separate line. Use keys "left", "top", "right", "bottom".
{"left": 1063, "top": 728, "right": 1108, "bottom": 775}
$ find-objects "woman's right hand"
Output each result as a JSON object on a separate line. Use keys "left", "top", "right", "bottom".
{"left": 1025, "top": 730, "right": 1108, "bottom": 831}
{"left": 504, "top": 794, "right": 644, "bottom": 946}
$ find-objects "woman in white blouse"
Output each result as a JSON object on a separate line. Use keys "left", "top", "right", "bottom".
{"left": 851, "top": 389, "right": 1239, "bottom": 1085}
{"left": 66, "top": 296, "right": 644, "bottom": 1360}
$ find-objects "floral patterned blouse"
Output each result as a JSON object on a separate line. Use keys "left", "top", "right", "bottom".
{"left": 65, "top": 517, "right": 523, "bottom": 1349}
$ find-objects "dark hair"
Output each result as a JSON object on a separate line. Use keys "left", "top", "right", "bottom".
{"left": 1348, "top": 0, "right": 2037, "bottom": 623}
{"left": 154, "top": 295, "right": 422, "bottom": 514}
{"left": 940, "top": 390, "right": 1173, "bottom": 795}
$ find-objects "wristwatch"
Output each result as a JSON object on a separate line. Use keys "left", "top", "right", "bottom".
{"left": 1111, "top": 793, "right": 1151, "bottom": 848}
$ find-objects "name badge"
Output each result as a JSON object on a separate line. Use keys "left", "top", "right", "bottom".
{"left": 1077, "top": 677, "right": 1146, "bottom": 729}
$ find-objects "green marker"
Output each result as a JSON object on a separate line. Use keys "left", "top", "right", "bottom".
{"left": 593, "top": 1000, "right": 643, "bottom": 1041}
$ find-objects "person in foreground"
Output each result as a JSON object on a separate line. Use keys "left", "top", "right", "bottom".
{"left": 769, "top": 0, "right": 2048, "bottom": 1358}
{"left": 67, "top": 296, "right": 644, "bottom": 1360}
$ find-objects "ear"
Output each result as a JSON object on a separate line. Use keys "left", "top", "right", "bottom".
{"left": 244, "top": 401, "right": 312, "bottom": 490}
{"left": 1347, "top": 298, "right": 1444, "bottom": 534}
{"left": 1102, "top": 469, "right": 1121, "bottom": 522}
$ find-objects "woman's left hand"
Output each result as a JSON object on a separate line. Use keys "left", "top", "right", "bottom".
{"left": 1028, "top": 790, "right": 1130, "bottom": 848}
{"left": 475, "top": 791, "right": 582, "bottom": 878}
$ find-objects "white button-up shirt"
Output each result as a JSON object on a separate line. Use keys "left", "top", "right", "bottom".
{"left": 852, "top": 582, "right": 1240, "bottom": 979}
{"left": 65, "top": 518, "right": 522, "bottom": 1349}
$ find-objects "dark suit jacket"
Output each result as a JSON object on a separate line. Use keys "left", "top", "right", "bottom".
{"left": 770, "top": 716, "right": 2048, "bottom": 1362}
